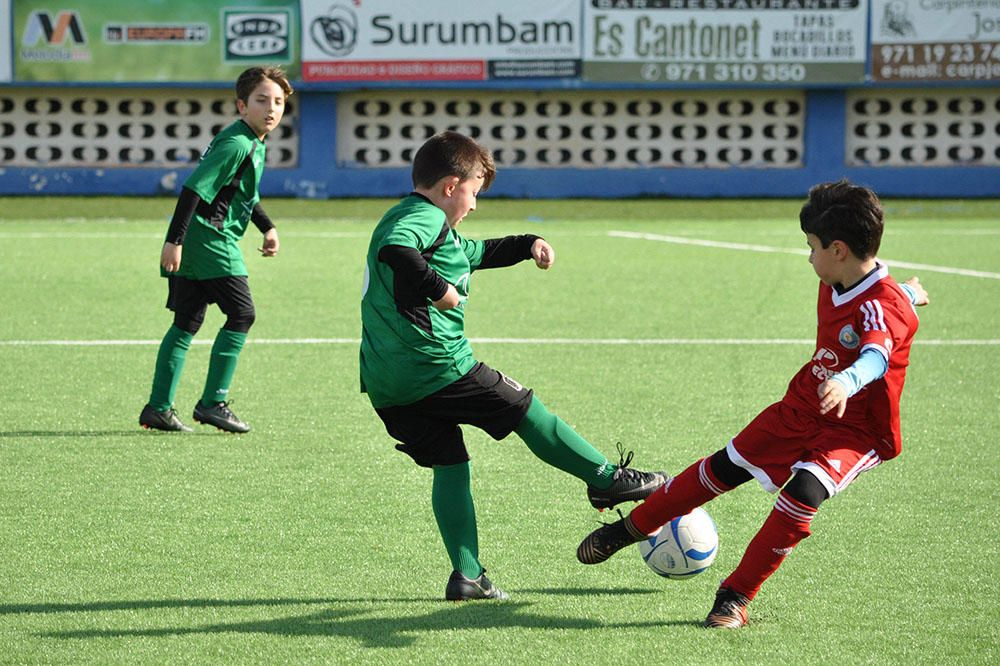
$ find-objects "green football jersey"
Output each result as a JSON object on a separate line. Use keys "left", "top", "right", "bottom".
{"left": 360, "top": 195, "right": 488, "bottom": 408}
{"left": 171, "top": 120, "right": 265, "bottom": 280}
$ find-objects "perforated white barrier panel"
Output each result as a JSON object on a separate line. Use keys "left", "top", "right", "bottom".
{"left": 0, "top": 88, "right": 298, "bottom": 168}
{"left": 846, "top": 88, "right": 1000, "bottom": 167}
{"left": 337, "top": 89, "right": 805, "bottom": 169}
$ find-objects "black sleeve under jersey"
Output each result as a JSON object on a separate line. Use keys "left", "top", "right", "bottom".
{"left": 378, "top": 244, "right": 450, "bottom": 303}
{"left": 251, "top": 203, "right": 275, "bottom": 234}
{"left": 477, "top": 234, "right": 541, "bottom": 269}
{"left": 164, "top": 187, "right": 202, "bottom": 245}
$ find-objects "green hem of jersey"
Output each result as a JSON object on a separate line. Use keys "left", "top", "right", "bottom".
{"left": 363, "top": 358, "right": 477, "bottom": 409}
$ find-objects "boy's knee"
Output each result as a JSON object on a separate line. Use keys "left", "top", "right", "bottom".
{"left": 515, "top": 396, "right": 552, "bottom": 435}
{"left": 709, "top": 449, "right": 752, "bottom": 488}
{"left": 225, "top": 306, "right": 256, "bottom": 333}
{"left": 784, "top": 470, "right": 829, "bottom": 509}
{"left": 173, "top": 313, "right": 205, "bottom": 335}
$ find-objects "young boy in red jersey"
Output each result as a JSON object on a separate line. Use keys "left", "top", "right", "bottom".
{"left": 576, "top": 179, "right": 930, "bottom": 628}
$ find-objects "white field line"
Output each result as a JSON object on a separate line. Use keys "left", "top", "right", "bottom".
{"left": 608, "top": 230, "right": 1000, "bottom": 280}
{"left": 0, "top": 231, "right": 374, "bottom": 239}
{"left": 0, "top": 337, "right": 997, "bottom": 347}
{"left": 4, "top": 225, "right": 1000, "bottom": 240}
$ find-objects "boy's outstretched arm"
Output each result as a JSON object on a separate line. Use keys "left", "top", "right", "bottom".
{"left": 475, "top": 234, "right": 547, "bottom": 270}
{"left": 900, "top": 276, "right": 929, "bottom": 306}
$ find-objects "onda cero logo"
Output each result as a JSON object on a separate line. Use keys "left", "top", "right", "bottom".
{"left": 223, "top": 11, "right": 291, "bottom": 62}
{"left": 310, "top": 5, "right": 357, "bottom": 57}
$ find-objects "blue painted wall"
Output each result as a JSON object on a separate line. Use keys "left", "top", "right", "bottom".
{"left": 1, "top": 87, "right": 997, "bottom": 198}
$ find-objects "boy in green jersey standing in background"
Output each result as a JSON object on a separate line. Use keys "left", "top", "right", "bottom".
{"left": 139, "top": 66, "right": 292, "bottom": 433}
{"left": 361, "top": 131, "right": 666, "bottom": 601}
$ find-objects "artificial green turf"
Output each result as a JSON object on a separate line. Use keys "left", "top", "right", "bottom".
{"left": 1, "top": 197, "right": 998, "bottom": 664}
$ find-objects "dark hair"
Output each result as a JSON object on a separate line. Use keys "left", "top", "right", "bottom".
{"left": 235, "top": 66, "right": 293, "bottom": 103}
{"left": 411, "top": 131, "right": 496, "bottom": 191}
{"left": 799, "top": 179, "right": 884, "bottom": 259}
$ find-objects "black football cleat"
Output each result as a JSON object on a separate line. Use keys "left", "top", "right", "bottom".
{"left": 445, "top": 570, "right": 510, "bottom": 601}
{"left": 139, "top": 404, "right": 193, "bottom": 432}
{"left": 193, "top": 401, "right": 250, "bottom": 433}
{"left": 576, "top": 515, "right": 646, "bottom": 565}
{"left": 587, "top": 445, "right": 667, "bottom": 510}
{"left": 703, "top": 586, "right": 751, "bottom": 629}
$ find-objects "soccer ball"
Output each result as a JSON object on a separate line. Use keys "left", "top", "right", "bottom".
{"left": 638, "top": 507, "right": 718, "bottom": 579}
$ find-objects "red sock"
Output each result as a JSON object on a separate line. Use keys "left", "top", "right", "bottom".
{"left": 629, "top": 457, "right": 732, "bottom": 535}
{"left": 723, "top": 491, "right": 817, "bottom": 600}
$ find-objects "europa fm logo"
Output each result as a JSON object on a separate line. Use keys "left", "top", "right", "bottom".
{"left": 22, "top": 10, "right": 87, "bottom": 46}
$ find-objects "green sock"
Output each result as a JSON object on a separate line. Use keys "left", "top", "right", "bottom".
{"left": 515, "top": 397, "right": 614, "bottom": 487}
{"left": 432, "top": 462, "right": 482, "bottom": 580}
{"left": 200, "top": 328, "right": 247, "bottom": 406}
{"left": 148, "top": 325, "right": 194, "bottom": 411}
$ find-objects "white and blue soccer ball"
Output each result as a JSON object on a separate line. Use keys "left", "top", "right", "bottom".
{"left": 638, "top": 507, "right": 718, "bottom": 579}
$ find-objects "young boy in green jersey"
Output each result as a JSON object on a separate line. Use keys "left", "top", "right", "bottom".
{"left": 139, "top": 66, "right": 292, "bottom": 434}
{"left": 361, "top": 130, "right": 666, "bottom": 601}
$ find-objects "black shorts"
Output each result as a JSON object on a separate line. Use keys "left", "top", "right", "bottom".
{"left": 374, "top": 362, "right": 534, "bottom": 468}
{"left": 166, "top": 275, "right": 255, "bottom": 334}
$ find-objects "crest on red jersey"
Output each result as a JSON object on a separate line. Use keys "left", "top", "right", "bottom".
{"left": 838, "top": 324, "right": 860, "bottom": 349}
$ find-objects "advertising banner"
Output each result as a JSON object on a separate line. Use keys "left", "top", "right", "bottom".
{"left": 301, "top": 0, "right": 581, "bottom": 82}
{"left": 583, "top": 0, "right": 868, "bottom": 85}
{"left": 1, "top": 0, "right": 11, "bottom": 81}
{"left": 14, "top": 0, "right": 300, "bottom": 82}
{"left": 871, "top": 0, "right": 999, "bottom": 82}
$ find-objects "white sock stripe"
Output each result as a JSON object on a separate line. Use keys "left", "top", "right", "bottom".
{"left": 698, "top": 458, "right": 726, "bottom": 496}
{"left": 775, "top": 494, "right": 817, "bottom": 522}
{"left": 777, "top": 491, "right": 817, "bottom": 513}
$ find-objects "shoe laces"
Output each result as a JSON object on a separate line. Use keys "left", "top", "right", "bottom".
{"left": 614, "top": 442, "right": 635, "bottom": 468}
{"left": 216, "top": 401, "right": 235, "bottom": 417}
{"left": 712, "top": 588, "right": 749, "bottom": 614}
{"left": 612, "top": 442, "right": 654, "bottom": 483}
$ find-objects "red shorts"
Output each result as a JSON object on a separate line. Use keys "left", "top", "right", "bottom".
{"left": 728, "top": 401, "right": 882, "bottom": 497}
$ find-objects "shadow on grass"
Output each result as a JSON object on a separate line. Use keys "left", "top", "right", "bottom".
{"left": 19, "top": 592, "right": 697, "bottom": 647}
{"left": 519, "top": 587, "right": 659, "bottom": 597}
{"left": 2, "top": 597, "right": 419, "bottom": 615}
{"left": 36, "top": 601, "right": 694, "bottom": 647}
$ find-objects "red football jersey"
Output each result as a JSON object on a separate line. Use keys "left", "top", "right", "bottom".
{"left": 782, "top": 263, "right": 920, "bottom": 460}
